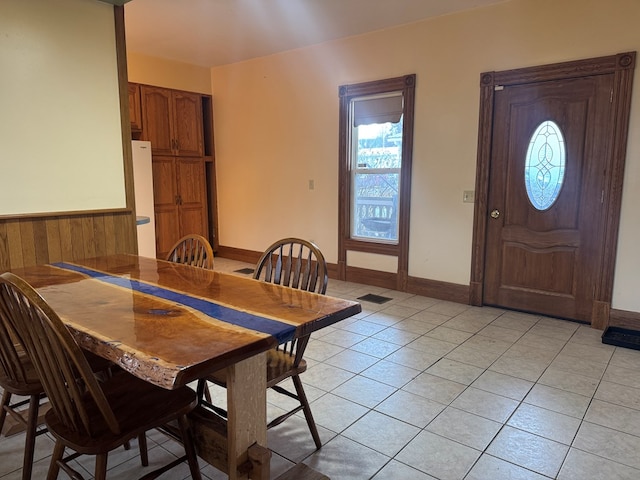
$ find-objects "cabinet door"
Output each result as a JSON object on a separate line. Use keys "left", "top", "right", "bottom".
{"left": 152, "top": 156, "right": 180, "bottom": 258}
{"left": 173, "top": 92, "right": 203, "bottom": 157}
{"left": 177, "top": 158, "right": 208, "bottom": 237}
{"left": 128, "top": 83, "right": 142, "bottom": 132}
{"left": 141, "top": 86, "right": 174, "bottom": 156}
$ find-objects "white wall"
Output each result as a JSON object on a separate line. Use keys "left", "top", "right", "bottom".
{"left": 209, "top": 0, "right": 640, "bottom": 312}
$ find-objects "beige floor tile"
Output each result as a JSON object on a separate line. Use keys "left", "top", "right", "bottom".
{"left": 372, "top": 327, "right": 422, "bottom": 346}
{"left": 550, "top": 353, "right": 607, "bottom": 379}
{"left": 370, "top": 459, "right": 437, "bottom": 479}
{"left": 507, "top": 403, "right": 581, "bottom": 445}
{"left": 384, "top": 346, "right": 441, "bottom": 371}
{"left": 450, "top": 387, "right": 519, "bottom": 423}
{"left": 303, "top": 362, "right": 355, "bottom": 391}
{"left": 461, "top": 335, "right": 513, "bottom": 356}
{"left": 304, "top": 435, "right": 390, "bottom": 480}
{"left": 594, "top": 380, "right": 640, "bottom": 410}
{"left": 342, "top": 410, "right": 420, "bottom": 456}
{"left": 395, "top": 430, "right": 480, "bottom": 480}
{"left": 402, "top": 373, "right": 466, "bottom": 405}
{"left": 426, "top": 301, "right": 471, "bottom": 317}
{"left": 425, "top": 326, "right": 474, "bottom": 344}
{"left": 444, "top": 344, "right": 502, "bottom": 369}
{"left": 489, "top": 313, "right": 539, "bottom": 332}
{"left": 524, "top": 384, "right": 591, "bottom": 418}
{"left": 603, "top": 363, "right": 640, "bottom": 389}
{"left": 350, "top": 337, "right": 401, "bottom": 358}
{"left": 425, "top": 406, "right": 502, "bottom": 450}
{"left": 408, "top": 310, "right": 451, "bottom": 326}
{"left": 610, "top": 347, "right": 640, "bottom": 370}
{"left": 337, "top": 319, "right": 388, "bottom": 336}
{"left": 584, "top": 398, "right": 640, "bottom": 436}
{"left": 487, "top": 425, "right": 569, "bottom": 477}
{"left": 361, "top": 360, "right": 420, "bottom": 388}
{"left": 573, "top": 421, "right": 640, "bottom": 470}
{"left": 375, "top": 389, "right": 446, "bottom": 428}
{"left": 537, "top": 367, "right": 600, "bottom": 397}
{"left": 304, "top": 339, "right": 345, "bottom": 361}
{"left": 310, "top": 393, "right": 369, "bottom": 433}
{"left": 425, "top": 358, "right": 485, "bottom": 385}
{"left": 324, "top": 349, "right": 380, "bottom": 373}
{"left": 406, "top": 336, "right": 458, "bottom": 357}
{"left": 558, "top": 448, "right": 640, "bottom": 480}
{"left": 559, "top": 342, "right": 614, "bottom": 364}
{"left": 477, "top": 324, "right": 524, "bottom": 343}
{"left": 331, "top": 375, "right": 397, "bottom": 408}
{"left": 471, "top": 370, "right": 534, "bottom": 401}
{"left": 489, "top": 355, "right": 549, "bottom": 382}
{"left": 391, "top": 318, "right": 439, "bottom": 335}
{"left": 318, "top": 329, "right": 368, "bottom": 348}
{"left": 466, "top": 453, "right": 549, "bottom": 480}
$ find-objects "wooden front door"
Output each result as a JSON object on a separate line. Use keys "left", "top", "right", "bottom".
{"left": 471, "top": 53, "right": 635, "bottom": 327}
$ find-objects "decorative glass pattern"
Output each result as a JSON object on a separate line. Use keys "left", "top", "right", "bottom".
{"left": 525, "top": 120, "right": 566, "bottom": 210}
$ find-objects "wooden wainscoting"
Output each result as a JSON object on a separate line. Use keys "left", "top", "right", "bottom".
{"left": 0, "top": 211, "right": 137, "bottom": 271}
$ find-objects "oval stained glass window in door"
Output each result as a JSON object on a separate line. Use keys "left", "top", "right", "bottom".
{"left": 524, "top": 120, "right": 566, "bottom": 210}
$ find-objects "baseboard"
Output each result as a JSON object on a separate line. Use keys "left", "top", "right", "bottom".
{"left": 609, "top": 308, "right": 640, "bottom": 331}
{"left": 407, "top": 276, "right": 470, "bottom": 304}
{"left": 217, "top": 245, "right": 470, "bottom": 305}
{"left": 216, "top": 245, "right": 262, "bottom": 264}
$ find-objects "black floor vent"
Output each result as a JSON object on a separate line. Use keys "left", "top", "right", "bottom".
{"left": 357, "top": 293, "right": 392, "bottom": 304}
{"left": 234, "top": 268, "right": 255, "bottom": 275}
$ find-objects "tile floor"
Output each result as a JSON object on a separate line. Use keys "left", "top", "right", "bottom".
{"left": 2, "top": 257, "right": 640, "bottom": 479}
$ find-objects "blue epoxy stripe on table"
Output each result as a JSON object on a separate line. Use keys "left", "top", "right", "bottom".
{"left": 53, "top": 262, "right": 296, "bottom": 344}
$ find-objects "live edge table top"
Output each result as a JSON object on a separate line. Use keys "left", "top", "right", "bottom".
{"left": 10, "top": 254, "right": 361, "bottom": 390}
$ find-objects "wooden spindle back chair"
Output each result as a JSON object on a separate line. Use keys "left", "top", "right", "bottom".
{"left": 166, "top": 234, "right": 214, "bottom": 269}
{"left": 0, "top": 272, "right": 202, "bottom": 480}
{"left": 0, "top": 295, "right": 46, "bottom": 480}
{"left": 204, "top": 238, "right": 328, "bottom": 450}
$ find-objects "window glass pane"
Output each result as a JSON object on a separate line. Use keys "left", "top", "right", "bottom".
{"left": 353, "top": 172, "right": 399, "bottom": 241}
{"left": 350, "top": 95, "right": 402, "bottom": 243}
{"left": 524, "top": 120, "right": 566, "bottom": 210}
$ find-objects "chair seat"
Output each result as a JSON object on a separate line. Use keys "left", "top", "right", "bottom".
{"left": 207, "top": 349, "right": 307, "bottom": 388}
{"left": 45, "top": 370, "right": 198, "bottom": 455}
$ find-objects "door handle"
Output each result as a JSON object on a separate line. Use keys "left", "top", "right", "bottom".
{"left": 490, "top": 209, "right": 500, "bottom": 219}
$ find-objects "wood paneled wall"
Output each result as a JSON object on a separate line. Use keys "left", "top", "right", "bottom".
{"left": 0, "top": 6, "right": 137, "bottom": 272}
{"left": 0, "top": 212, "right": 136, "bottom": 271}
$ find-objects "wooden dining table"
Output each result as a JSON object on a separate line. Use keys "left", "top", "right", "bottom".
{"left": 9, "top": 254, "right": 361, "bottom": 479}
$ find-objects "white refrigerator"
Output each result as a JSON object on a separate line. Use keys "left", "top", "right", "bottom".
{"left": 132, "top": 140, "right": 157, "bottom": 258}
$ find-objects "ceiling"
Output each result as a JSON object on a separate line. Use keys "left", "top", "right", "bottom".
{"left": 123, "top": 0, "right": 507, "bottom": 68}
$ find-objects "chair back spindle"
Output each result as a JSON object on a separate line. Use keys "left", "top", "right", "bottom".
{"left": 254, "top": 238, "right": 327, "bottom": 294}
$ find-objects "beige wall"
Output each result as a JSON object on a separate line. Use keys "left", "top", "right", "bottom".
{"left": 129, "top": 0, "right": 640, "bottom": 312}
{"left": 127, "top": 51, "right": 212, "bottom": 93}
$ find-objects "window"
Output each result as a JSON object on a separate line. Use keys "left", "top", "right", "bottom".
{"left": 524, "top": 120, "right": 566, "bottom": 210}
{"left": 351, "top": 94, "right": 403, "bottom": 243}
{"left": 338, "top": 75, "right": 416, "bottom": 280}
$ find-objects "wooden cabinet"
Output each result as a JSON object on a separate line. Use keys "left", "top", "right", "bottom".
{"left": 140, "top": 85, "right": 203, "bottom": 157}
{"left": 152, "top": 156, "right": 208, "bottom": 258}
{"left": 128, "top": 83, "right": 142, "bottom": 133}
{"left": 135, "top": 83, "right": 214, "bottom": 259}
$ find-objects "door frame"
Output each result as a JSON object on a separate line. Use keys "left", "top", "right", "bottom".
{"left": 470, "top": 52, "right": 636, "bottom": 329}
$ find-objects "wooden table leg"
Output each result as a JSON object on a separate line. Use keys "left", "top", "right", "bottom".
{"left": 226, "top": 352, "right": 269, "bottom": 480}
